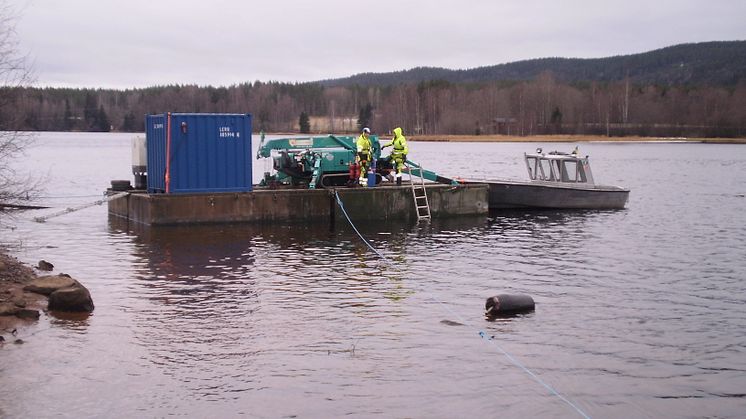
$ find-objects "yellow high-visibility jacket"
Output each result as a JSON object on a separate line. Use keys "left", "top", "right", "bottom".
{"left": 357, "top": 133, "right": 372, "bottom": 155}
{"left": 385, "top": 127, "right": 408, "bottom": 157}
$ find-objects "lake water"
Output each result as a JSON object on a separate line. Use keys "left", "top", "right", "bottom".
{"left": 1, "top": 132, "right": 745, "bottom": 418}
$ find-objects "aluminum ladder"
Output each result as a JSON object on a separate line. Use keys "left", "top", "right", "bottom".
{"left": 407, "top": 164, "right": 431, "bottom": 221}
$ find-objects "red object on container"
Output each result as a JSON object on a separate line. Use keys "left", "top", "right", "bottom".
{"left": 349, "top": 162, "right": 359, "bottom": 180}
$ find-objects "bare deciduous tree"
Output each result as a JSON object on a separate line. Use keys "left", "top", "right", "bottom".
{"left": 0, "top": 0, "right": 39, "bottom": 206}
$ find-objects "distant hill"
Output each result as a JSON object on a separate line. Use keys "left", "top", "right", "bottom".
{"left": 319, "top": 41, "right": 746, "bottom": 87}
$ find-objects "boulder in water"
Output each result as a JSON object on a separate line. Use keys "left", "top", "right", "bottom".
{"left": 48, "top": 282, "right": 94, "bottom": 313}
{"left": 23, "top": 274, "right": 94, "bottom": 313}
{"left": 37, "top": 260, "right": 54, "bottom": 271}
{"left": 23, "top": 274, "right": 76, "bottom": 296}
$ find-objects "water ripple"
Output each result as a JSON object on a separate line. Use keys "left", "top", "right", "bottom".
{"left": 3, "top": 138, "right": 746, "bottom": 418}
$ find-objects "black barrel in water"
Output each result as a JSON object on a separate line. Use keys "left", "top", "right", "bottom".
{"left": 485, "top": 294, "right": 535, "bottom": 316}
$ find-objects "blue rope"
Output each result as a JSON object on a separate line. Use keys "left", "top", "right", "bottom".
{"left": 333, "top": 190, "right": 592, "bottom": 419}
{"left": 477, "top": 331, "right": 591, "bottom": 419}
{"left": 334, "top": 191, "right": 388, "bottom": 261}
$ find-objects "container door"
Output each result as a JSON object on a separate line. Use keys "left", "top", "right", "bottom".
{"left": 145, "top": 114, "right": 167, "bottom": 193}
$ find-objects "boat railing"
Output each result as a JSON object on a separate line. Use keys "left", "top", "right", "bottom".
{"left": 525, "top": 151, "right": 595, "bottom": 185}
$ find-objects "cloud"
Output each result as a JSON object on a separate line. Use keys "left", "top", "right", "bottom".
{"left": 10, "top": 0, "right": 746, "bottom": 88}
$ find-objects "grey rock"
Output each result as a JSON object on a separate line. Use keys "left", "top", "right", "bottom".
{"left": 48, "top": 283, "right": 94, "bottom": 313}
{"left": 16, "top": 309, "right": 40, "bottom": 320}
{"left": 37, "top": 260, "right": 54, "bottom": 271}
{"left": 0, "top": 302, "right": 20, "bottom": 316}
{"left": 23, "top": 275, "right": 76, "bottom": 296}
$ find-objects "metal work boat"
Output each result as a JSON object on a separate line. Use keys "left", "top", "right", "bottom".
{"left": 478, "top": 148, "right": 630, "bottom": 210}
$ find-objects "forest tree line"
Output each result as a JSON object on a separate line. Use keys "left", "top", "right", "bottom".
{"left": 3, "top": 72, "right": 746, "bottom": 138}
{"left": 321, "top": 41, "right": 746, "bottom": 88}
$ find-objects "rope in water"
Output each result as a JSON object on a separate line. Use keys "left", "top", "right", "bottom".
{"left": 333, "top": 190, "right": 592, "bottom": 419}
{"left": 36, "top": 194, "right": 104, "bottom": 199}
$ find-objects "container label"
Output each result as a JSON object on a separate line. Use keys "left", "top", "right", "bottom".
{"left": 219, "top": 126, "right": 239, "bottom": 138}
{"left": 152, "top": 123, "right": 164, "bottom": 129}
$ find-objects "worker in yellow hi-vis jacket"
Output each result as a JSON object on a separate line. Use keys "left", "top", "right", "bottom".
{"left": 382, "top": 127, "right": 408, "bottom": 185}
{"left": 356, "top": 127, "right": 372, "bottom": 186}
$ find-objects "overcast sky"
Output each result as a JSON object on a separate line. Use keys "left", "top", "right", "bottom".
{"left": 9, "top": 0, "right": 746, "bottom": 89}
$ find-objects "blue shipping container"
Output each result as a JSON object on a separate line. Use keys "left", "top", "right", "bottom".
{"left": 146, "top": 113, "right": 253, "bottom": 193}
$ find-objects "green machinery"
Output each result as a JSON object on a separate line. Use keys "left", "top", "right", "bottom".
{"left": 255, "top": 133, "right": 457, "bottom": 189}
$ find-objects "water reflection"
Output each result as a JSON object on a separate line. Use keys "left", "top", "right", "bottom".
{"left": 488, "top": 208, "right": 616, "bottom": 228}
{"left": 48, "top": 311, "right": 92, "bottom": 323}
{"left": 111, "top": 219, "right": 258, "bottom": 280}
{"left": 104, "top": 216, "right": 503, "bottom": 400}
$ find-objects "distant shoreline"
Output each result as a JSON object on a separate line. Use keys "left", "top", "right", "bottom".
{"left": 405, "top": 134, "right": 746, "bottom": 144}
{"left": 19, "top": 131, "right": 746, "bottom": 144}
{"left": 264, "top": 132, "right": 746, "bottom": 143}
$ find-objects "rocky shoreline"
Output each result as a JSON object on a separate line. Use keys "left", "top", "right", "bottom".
{"left": 0, "top": 252, "right": 94, "bottom": 341}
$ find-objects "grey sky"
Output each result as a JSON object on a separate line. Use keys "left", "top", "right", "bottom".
{"left": 10, "top": 0, "right": 746, "bottom": 89}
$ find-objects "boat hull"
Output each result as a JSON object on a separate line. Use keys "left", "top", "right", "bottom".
{"left": 479, "top": 180, "right": 629, "bottom": 210}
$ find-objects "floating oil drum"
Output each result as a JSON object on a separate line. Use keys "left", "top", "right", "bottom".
{"left": 485, "top": 294, "right": 535, "bottom": 316}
